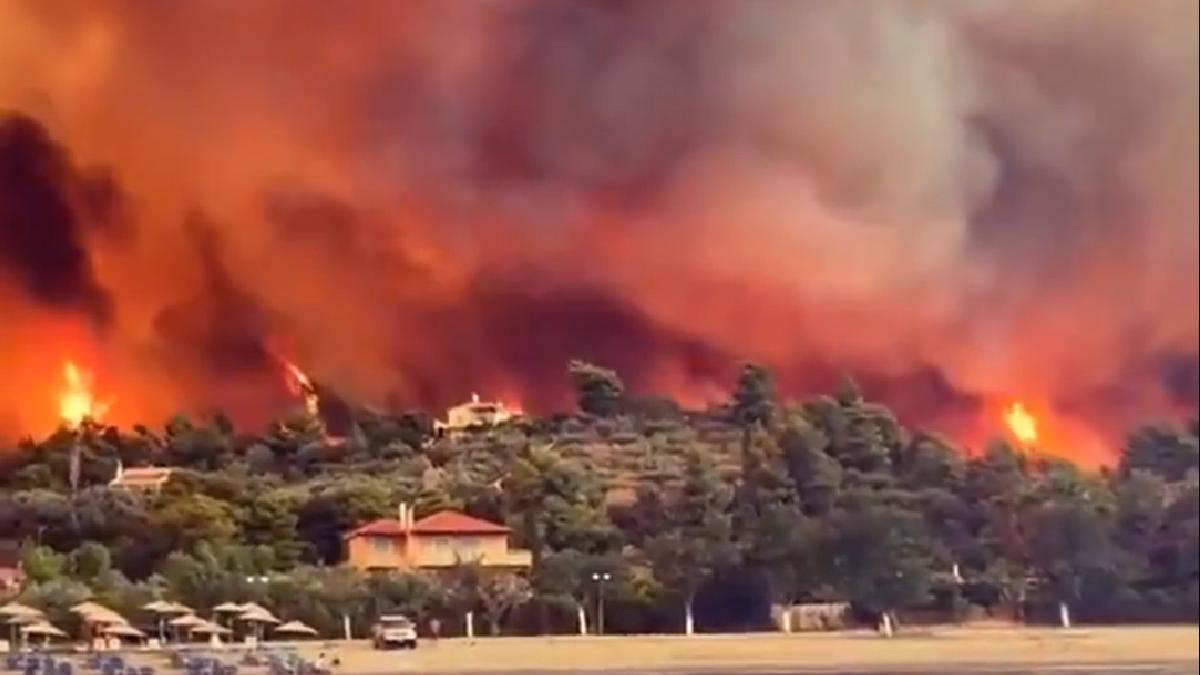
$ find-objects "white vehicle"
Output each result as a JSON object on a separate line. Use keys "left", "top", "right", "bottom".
{"left": 372, "top": 614, "right": 418, "bottom": 650}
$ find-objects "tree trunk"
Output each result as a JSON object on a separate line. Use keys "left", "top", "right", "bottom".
{"left": 879, "top": 611, "right": 894, "bottom": 637}
{"left": 576, "top": 602, "right": 588, "bottom": 636}
{"left": 684, "top": 595, "right": 696, "bottom": 636}
{"left": 465, "top": 611, "right": 475, "bottom": 639}
{"left": 1058, "top": 601, "right": 1071, "bottom": 629}
{"left": 778, "top": 605, "right": 792, "bottom": 634}
{"left": 488, "top": 617, "right": 501, "bottom": 636}
{"left": 527, "top": 513, "right": 547, "bottom": 635}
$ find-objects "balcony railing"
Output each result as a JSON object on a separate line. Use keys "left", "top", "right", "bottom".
{"left": 409, "top": 548, "right": 533, "bottom": 568}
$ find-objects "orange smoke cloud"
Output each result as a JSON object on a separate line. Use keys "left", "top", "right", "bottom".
{"left": 1, "top": 2, "right": 1196, "bottom": 462}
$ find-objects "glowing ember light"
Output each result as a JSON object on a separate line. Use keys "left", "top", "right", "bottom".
{"left": 1004, "top": 402, "right": 1039, "bottom": 446}
{"left": 280, "top": 359, "right": 319, "bottom": 417}
{"left": 58, "top": 361, "right": 110, "bottom": 428}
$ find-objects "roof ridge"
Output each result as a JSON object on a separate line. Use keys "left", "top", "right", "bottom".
{"left": 410, "top": 509, "right": 510, "bottom": 533}
{"left": 346, "top": 510, "right": 510, "bottom": 538}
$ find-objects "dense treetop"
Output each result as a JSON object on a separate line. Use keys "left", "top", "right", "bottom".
{"left": 1, "top": 362, "right": 1196, "bottom": 635}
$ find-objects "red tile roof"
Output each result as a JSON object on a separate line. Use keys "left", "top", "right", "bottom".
{"left": 345, "top": 510, "right": 510, "bottom": 539}
{"left": 412, "top": 510, "right": 510, "bottom": 534}
{"left": 346, "top": 518, "right": 409, "bottom": 538}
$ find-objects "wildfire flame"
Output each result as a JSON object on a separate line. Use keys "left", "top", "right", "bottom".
{"left": 58, "top": 361, "right": 110, "bottom": 428}
{"left": 280, "top": 359, "right": 319, "bottom": 417}
{"left": 1004, "top": 402, "right": 1039, "bottom": 446}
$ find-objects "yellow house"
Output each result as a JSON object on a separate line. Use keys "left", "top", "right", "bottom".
{"left": 434, "top": 394, "right": 518, "bottom": 437}
{"left": 344, "top": 506, "right": 532, "bottom": 571}
{"left": 109, "top": 464, "right": 174, "bottom": 493}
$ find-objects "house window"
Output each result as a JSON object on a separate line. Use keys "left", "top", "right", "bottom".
{"left": 434, "top": 537, "right": 452, "bottom": 549}
{"left": 370, "top": 537, "right": 393, "bottom": 554}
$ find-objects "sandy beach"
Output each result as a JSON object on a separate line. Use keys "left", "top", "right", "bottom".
{"left": 275, "top": 625, "right": 1199, "bottom": 673}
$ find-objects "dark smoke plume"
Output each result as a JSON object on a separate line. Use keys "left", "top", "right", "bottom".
{"left": 0, "top": 113, "right": 117, "bottom": 326}
{"left": 152, "top": 212, "right": 278, "bottom": 374}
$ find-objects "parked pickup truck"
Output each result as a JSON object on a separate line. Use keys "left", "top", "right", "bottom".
{"left": 372, "top": 614, "right": 418, "bottom": 650}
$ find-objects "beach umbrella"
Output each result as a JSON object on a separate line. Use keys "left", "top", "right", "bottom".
{"left": 20, "top": 621, "right": 69, "bottom": 647}
{"left": 273, "top": 621, "right": 318, "bottom": 638}
{"left": 143, "top": 600, "right": 191, "bottom": 615}
{"left": 144, "top": 600, "right": 191, "bottom": 642}
{"left": 239, "top": 606, "right": 280, "bottom": 624}
{"left": 192, "top": 620, "right": 231, "bottom": 635}
{"left": 80, "top": 607, "right": 127, "bottom": 625}
{"left": 3, "top": 614, "right": 40, "bottom": 625}
{"left": 212, "top": 602, "right": 245, "bottom": 627}
{"left": 167, "top": 613, "right": 206, "bottom": 642}
{"left": 102, "top": 623, "right": 147, "bottom": 639}
{"left": 168, "top": 614, "right": 205, "bottom": 628}
{"left": 0, "top": 602, "right": 43, "bottom": 619}
{"left": 72, "top": 601, "right": 126, "bottom": 624}
{"left": 0, "top": 603, "right": 43, "bottom": 640}
{"left": 1, "top": 606, "right": 44, "bottom": 646}
{"left": 20, "top": 622, "right": 68, "bottom": 638}
{"left": 192, "top": 620, "right": 232, "bottom": 646}
{"left": 142, "top": 600, "right": 171, "bottom": 613}
{"left": 237, "top": 605, "right": 280, "bottom": 641}
{"left": 70, "top": 601, "right": 106, "bottom": 614}
{"left": 72, "top": 602, "right": 128, "bottom": 645}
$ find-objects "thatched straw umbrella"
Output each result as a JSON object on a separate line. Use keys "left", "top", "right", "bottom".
{"left": 103, "top": 623, "right": 147, "bottom": 639}
{"left": 237, "top": 605, "right": 280, "bottom": 642}
{"left": 192, "top": 619, "right": 232, "bottom": 646}
{"left": 71, "top": 601, "right": 126, "bottom": 624}
{"left": 273, "top": 621, "right": 319, "bottom": 640}
{"left": 143, "top": 600, "right": 192, "bottom": 642}
{"left": 102, "top": 622, "right": 148, "bottom": 647}
{"left": 72, "top": 601, "right": 129, "bottom": 647}
{"left": 0, "top": 602, "right": 43, "bottom": 619}
{"left": 20, "top": 622, "right": 68, "bottom": 648}
{"left": 0, "top": 603, "right": 44, "bottom": 646}
{"left": 167, "top": 613, "right": 205, "bottom": 641}
{"left": 193, "top": 620, "right": 231, "bottom": 635}
{"left": 212, "top": 602, "right": 246, "bottom": 627}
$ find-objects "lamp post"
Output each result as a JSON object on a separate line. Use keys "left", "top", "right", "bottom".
{"left": 591, "top": 572, "right": 612, "bottom": 636}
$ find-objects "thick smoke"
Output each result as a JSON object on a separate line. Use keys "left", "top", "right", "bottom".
{"left": 0, "top": 113, "right": 119, "bottom": 326}
{"left": 0, "top": 1, "right": 1195, "bottom": 458}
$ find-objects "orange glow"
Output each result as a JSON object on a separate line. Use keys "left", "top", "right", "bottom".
{"left": 58, "top": 360, "right": 110, "bottom": 428}
{"left": 0, "top": 4, "right": 1192, "bottom": 466}
{"left": 280, "top": 358, "right": 319, "bottom": 417}
{"left": 1004, "top": 402, "right": 1039, "bottom": 446}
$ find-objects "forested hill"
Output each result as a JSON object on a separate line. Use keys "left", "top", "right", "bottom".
{"left": 1, "top": 362, "right": 1197, "bottom": 635}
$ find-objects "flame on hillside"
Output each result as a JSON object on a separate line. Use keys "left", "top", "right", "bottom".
{"left": 280, "top": 358, "right": 319, "bottom": 418}
{"left": 1004, "top": 402, "right": 1039, "bottom": 446}
{"left": 58, "top": 361, "right": 110, "bottom": 428}
{"left": 989, "top": 399, "right": 1110, "bottom": 464}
